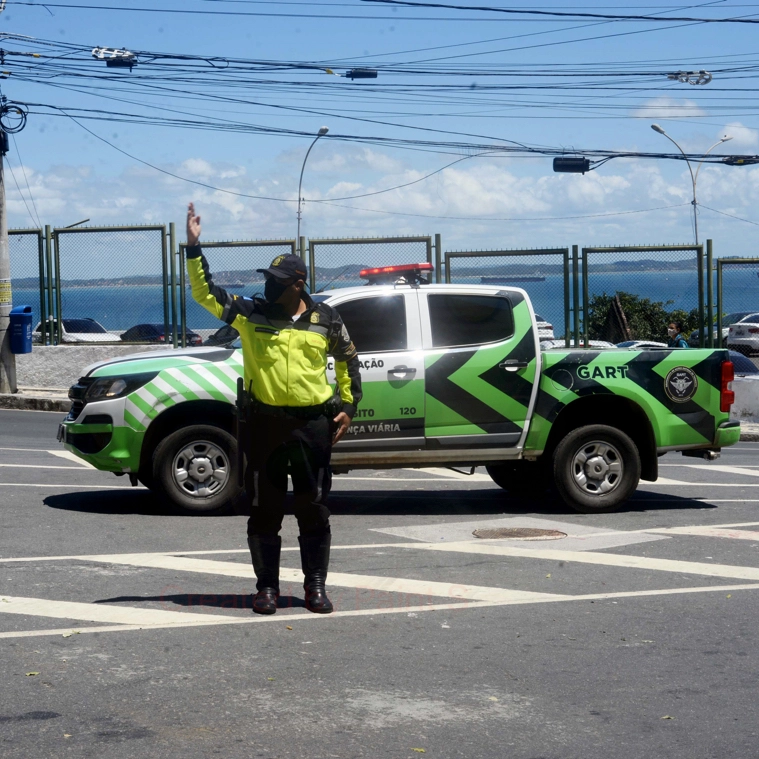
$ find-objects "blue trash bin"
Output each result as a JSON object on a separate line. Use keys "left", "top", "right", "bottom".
{"left": 9, "top": 305, "right": 33, "bottom": 354}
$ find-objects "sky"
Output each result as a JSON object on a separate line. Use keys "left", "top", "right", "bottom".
{"left": 2, "top": 0, "right": 759, "bottom": 269}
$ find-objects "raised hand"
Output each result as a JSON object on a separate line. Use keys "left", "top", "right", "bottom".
{"left": 187, "top": 202, "right": 201, "bottom": 246}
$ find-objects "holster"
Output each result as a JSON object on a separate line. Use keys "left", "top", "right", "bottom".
{"left": 236, "top": 377, "right": 252, "bottom": 487}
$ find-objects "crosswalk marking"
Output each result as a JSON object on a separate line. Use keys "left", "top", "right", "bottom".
{"left": 47, "top": 450, "right": 97, "bottom": 468}
{"left": 0, "top": 594, "right": 234, "bottom": 625}
{"left": 646, "top": 526, "right": 759, "bottom": 540}
{"left": 401, "top": 542, "right": 759, "bottom": 581}
{"left": 78, "top": 553, "right": 570, "bottom": 604}
{"left": 1, "top": 583, "right": 758, "bottom": 640}
{"left": 682, "top": 464, "right": 759, "bottom": 479}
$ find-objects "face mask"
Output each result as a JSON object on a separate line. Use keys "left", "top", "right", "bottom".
{"left": 668, "top": 328, "right": 677, "bottom": 337}
{"left": 264, "top": 277, "right": 290, "bottom": 303}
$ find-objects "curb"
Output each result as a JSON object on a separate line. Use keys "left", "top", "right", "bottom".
{"left": 0, "top": 394, "right": 71, "bottom": 413}
{"left": 2, "top": 393, "right": 758, "bottom": 440}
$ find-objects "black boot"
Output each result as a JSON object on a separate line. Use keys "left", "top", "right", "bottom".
{"left": 298, "top": 532, "right": 333, "bottom": 614}
{"left": 247, "top": 534, "right": 281, "bottom": 615}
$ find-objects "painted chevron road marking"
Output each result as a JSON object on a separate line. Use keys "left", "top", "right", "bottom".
{"left": 1, "top": 584, "right": 758, "bottom": 640}
{"left": 403, "top": 541, "right": 759, "bottom": 581}
{"left": 76, "top": 553, "right": 569, "bottom": 604}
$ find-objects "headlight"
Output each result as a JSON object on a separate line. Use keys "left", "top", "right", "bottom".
{"left": 85, "top": 372, "right": 159, "bottom": 401}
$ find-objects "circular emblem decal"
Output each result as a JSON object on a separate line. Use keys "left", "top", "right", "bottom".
{"left": 664, "top": 366, "right": 698, "bottom": 403}
{"left": 272, "top": 255, "right": 285, "bottom": 267}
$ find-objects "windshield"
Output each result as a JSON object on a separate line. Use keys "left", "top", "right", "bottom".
{"left": 311, "top": 293, "right": 334, "bottom": 303}
{"left": 722, "top": 312, "right": 751, "bottom": 327}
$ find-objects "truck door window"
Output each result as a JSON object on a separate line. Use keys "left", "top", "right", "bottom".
{"left": 334, "top": 295, "right": 407, "bottom": 353}
{"left": 428, "top": 294, "right": 514, "bottom": 348}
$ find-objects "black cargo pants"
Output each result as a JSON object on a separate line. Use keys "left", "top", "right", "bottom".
{"left": 245, "top": 410, "right": 333, "bottom": 538}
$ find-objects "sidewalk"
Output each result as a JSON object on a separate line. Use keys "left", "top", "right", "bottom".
{"left": 2, "top": 386, "right": 758, "bottom": 441}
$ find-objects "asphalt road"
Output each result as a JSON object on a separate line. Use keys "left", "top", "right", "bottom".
{"left": 1, "top": 408, "right": 759, "bottom": 759}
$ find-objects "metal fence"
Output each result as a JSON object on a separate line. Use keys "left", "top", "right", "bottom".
{"left": 445, "top": 247, "right": 572, "bottom": 344}
{"left": 47, "top": 224, "right": 169, "bottom": 345}
{"left": 308, "top": 235, "right": 439, "bottom": 293}
{"left": 580, "top": 243, "right": 705, "bottom": 346}
{"left": 8, "top": 228, "right": 46, "bottom": 342}
{"left": 177, "top": 237, "right": 296, "bottom": 347}
{"left": 716, "top": 256, "right": 759, "bottom": 348}
{"left": 10, "top": 219, "right": 722, "bottom": 351}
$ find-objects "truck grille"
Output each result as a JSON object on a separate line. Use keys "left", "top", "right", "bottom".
{"left": 67, "top": 377, "right": 95, "bottom": 421}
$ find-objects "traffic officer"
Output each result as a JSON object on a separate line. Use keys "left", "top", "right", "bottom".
{"left": 185, "top": 203, "right": 362, "bottom": 615}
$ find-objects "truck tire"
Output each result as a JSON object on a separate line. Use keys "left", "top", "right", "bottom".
{"left": 553, "top": 424, "right": 640, "bottom": 514}
{"left": 486, "top": 461, "right": 546, "bottom": 496}
{"left": 153, "top": 424, "right": 240, "bottom": 515}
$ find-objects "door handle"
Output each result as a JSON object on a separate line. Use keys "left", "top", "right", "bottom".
{"left": 388, "top": 365, "right": 417, "bottom": 378}
{"left": 499, "top": 360, "right": 528, "bottom": 372}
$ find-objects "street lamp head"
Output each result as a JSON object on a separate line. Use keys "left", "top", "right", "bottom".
{"left": 651, "top": 123, "right": 666, "bottom": 135}
{"left": 720, "top": 135, "right": 733, "bottom": 143}
{"left": 318, "top": 126, "right": 329, "bottom": 136}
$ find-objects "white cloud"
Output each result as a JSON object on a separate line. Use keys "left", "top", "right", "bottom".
{"left": 632, "top": 97, "right": 707, "bottom": 120}
{"left": 722, "top": 122, "right": 759, "bottom": 150}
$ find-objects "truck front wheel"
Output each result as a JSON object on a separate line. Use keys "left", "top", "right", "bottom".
{"left": 553, "top": 424, "right": 640, "bottom": 514}
{"left": 153, "top": 424, "right": 241, "bottom": 515}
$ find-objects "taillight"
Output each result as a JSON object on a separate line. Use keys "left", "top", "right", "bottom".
{"left": 748, "top": 327, "right": 759, "bottom": 334}
{"left": 720, "top": 360, "right": 735, "bottom": 413}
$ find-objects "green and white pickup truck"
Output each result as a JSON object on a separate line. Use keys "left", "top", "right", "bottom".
{"left": 58, "top": 263, "right": 740, "bottom": 515}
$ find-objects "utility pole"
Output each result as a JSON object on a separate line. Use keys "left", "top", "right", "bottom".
{"left": 0, "top": 128, "right": 13, "bottom": 394}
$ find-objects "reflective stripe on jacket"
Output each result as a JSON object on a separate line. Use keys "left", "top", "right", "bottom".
{"left": 187, "top": 246, "right": 362, "bottom": 416}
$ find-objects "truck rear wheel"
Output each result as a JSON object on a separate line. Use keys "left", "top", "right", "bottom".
{"left": 553, "top": 424, "right": 640, "bottom": 514}
{"left": 153, "top": 424, "right": 240, "bottom": 515}
{"left": 486, "top": 461, "right": 545, "bottom": 496}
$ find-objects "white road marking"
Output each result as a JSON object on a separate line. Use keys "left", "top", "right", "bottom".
{"left": 403, "top": 541, "right": 759, "bottom": 581}
{"left": 646, "top": 526, "right": 759, "bottom": 540}
{"left": 681, "top": 464, "right": 759, "bottom": 479}
{"left": 0, "top": 483, "right": 146, "bottom": 490}
{"left": 0, "top": 595, "right": 234, "bottom": 625}
{"left": 411, "top": 467, "right": 492, "bottom": 482}
{"left": 47, "top": 450, "right": 97, "bottom": 468}
{"left": 77, "top": 553, "right": 569, "bottom": 604}
{"left": 1, "top": 583, "right": 758, "bottom": 640}
{"left": 0, "top": 464, "right": 96, "bottom": 470}
{"left": 638, "top": 480, "right": 759, "bottom": 487}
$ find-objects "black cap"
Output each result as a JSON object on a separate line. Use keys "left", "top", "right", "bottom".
{"left": 256, "top": 253, "right": 308, "bottom": 281}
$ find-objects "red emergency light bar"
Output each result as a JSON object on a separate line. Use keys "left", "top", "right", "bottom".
{"left": 359, "top": 262, "right": 433, "bottom": 279}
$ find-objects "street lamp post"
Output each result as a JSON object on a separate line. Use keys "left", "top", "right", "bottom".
{"left": 650, "top": 124, "right": 732, "bottom": 245}
{"left": 296, "top": 126, "right": 329, "bottom": 256}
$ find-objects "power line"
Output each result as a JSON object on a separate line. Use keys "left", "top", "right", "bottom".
{"left": 361, "top": 0, "right": 759, "bottom": 23}
{"left": 317, "top": 199, "right": 692, "bottom": 221}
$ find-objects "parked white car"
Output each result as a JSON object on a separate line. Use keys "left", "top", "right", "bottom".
{"left": 33, "top": 318, "right": 119, "bottom": 344}
{"left": 728, "top": 319, "right": 759, "bottom": 356}
{"left": 689, "top": 311, "right": 759, "bottom": 347}
{"left": 616, "top": 340, "right": 668, "bottom": 350}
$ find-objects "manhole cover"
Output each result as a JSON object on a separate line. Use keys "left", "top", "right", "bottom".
{"left": 472, "top": 527, "right": 567, "bottom": 541}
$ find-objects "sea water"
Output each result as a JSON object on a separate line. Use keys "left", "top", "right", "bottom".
{"left": 10, "top": 269, "right": 759, "bottom": 337}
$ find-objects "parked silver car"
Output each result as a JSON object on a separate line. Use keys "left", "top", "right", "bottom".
{"left": 688, "top": 311, "right": 759, "bottom": 347}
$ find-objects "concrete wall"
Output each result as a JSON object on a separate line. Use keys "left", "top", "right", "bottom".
{"left": 16, "top": 345, "right": 167, "bottom": 389}
{"left": 731, "top": 376, "right": 759, "bottom": 423}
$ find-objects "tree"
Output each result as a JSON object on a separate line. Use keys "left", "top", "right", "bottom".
{"left": 586, "top": 291, "right": 698, "bottom": 342}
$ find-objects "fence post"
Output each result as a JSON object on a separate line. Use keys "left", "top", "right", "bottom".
{"left": 161, "top": 225, "right": 170, "bottom": 352}
{"left": 44, "top": 225, "right": 54, "bottom": 345}
{"left": 306, "top": 237, "right": 315, "bottom": 293}
{"left": 36, "top": 230, "right": 46, "bottom": 349}
{"left": 697, "top": 243, "right": 705, "bottom": 348}
{"left": 434, "top": 234, "right": 442, "bottom": 283}
{"left": 706, "top": 239, "right": 713, "bottom": 348}
{"left": 169, "top": 222, "right": 178, "bottom": 349}
{"left": 572, "top": 245, "right": 579, "bottom": 346}
{"left": 716, "top": 259, "right": 723, "bottom": 348}
{"left": 563, "top": 248, "right": 570, "bottom": 347}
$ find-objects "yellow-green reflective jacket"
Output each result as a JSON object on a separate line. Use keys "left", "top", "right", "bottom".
{"left": 187, "top": 246, "right": 362, "bottom": 416}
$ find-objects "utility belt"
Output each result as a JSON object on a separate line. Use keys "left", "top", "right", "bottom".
{"left": 235, "top": 378, "right": 342, "bottom": 485}
{"left": 254, "top": 397, "right": 342, "bottom": 419}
